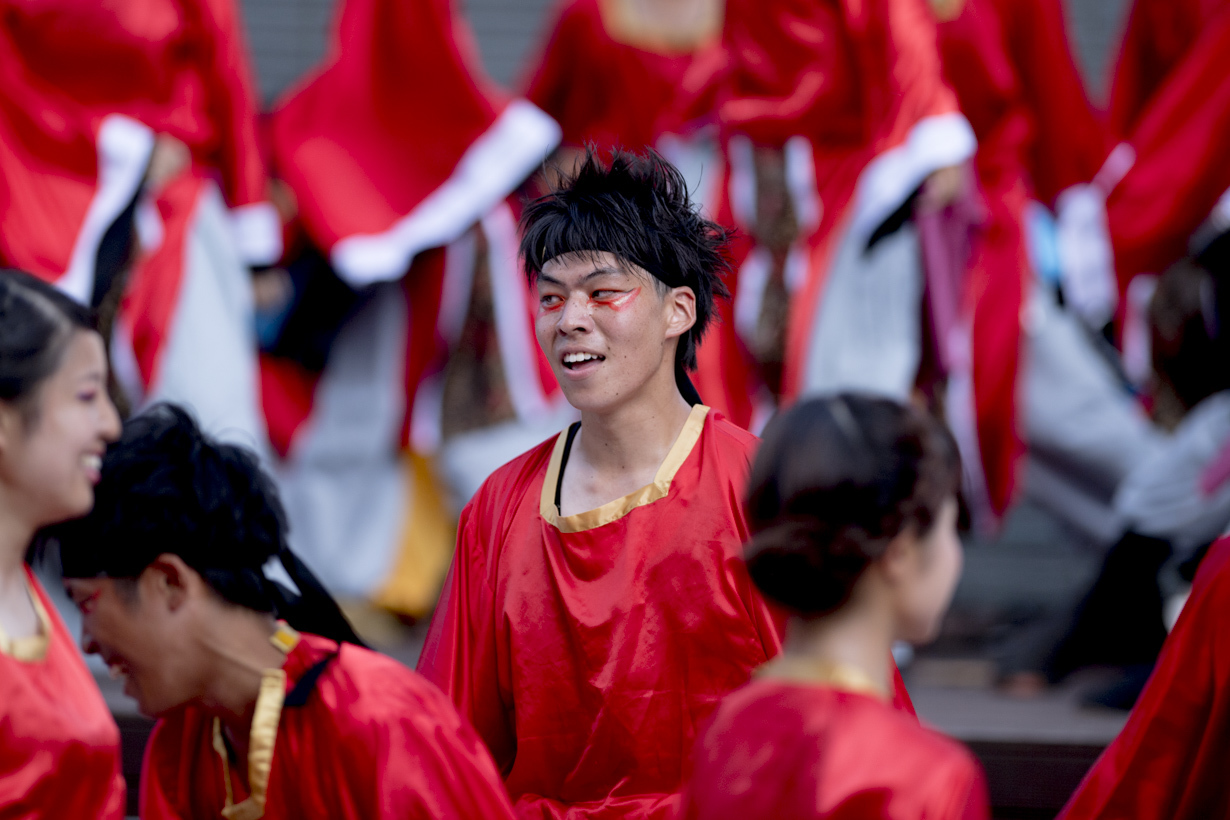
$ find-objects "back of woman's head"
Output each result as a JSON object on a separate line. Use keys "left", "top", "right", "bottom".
{"left": 51, "top": 403, "right": 364, "bottom": 645}
{"left": 0, "top": 270, "right": 95, "bottom": 417}
{"left": 744, "top": 394, "right": 961, "bottom": 616}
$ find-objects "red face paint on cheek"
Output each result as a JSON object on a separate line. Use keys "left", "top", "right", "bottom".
{"left": 591, "top": 287, "right": 641, "bottom": 311}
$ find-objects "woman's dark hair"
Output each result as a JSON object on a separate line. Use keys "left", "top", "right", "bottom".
{"left": 744, "top": 394, "right": 961, "bottom": 616}
{"left": 0, "top": 270, "right": 96, "bottom": 422}
{"left": 520, "top": 147, "right": 732, "bottom": 374}
{"left": 48, "top": 403, "right": 365, "bottom": 647}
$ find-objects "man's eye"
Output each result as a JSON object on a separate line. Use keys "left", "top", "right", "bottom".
{"left": 78, "top": 391, "right": 98, "bottom": 403}
{"left": 592, "top": 291, "right": 617, "bottom": 299}
{"left": 540, "top": 294, "right": 561, "bottom": 306}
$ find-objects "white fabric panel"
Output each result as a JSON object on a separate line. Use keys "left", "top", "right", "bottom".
{"left": 798, "top": 223, "right": 923, "bottom": 400}
{"left": 59, "top": 115, "right": 154, "bottom": 304}
{"left": 331, "top": 100, "right": 560, "bottom": 285}
{"left": 1056, "top": 183, "right": 1117, "bottom": 328}
{"left": 1021, "top": 287, "right": 1162, "bottom": 546}
{"left": 849, "top": 112, "right": 977, "bottom": 245}
{"left": 1116, "top": 390, "right": 1230, "bottom": 556}
{"left": 275, "top": 284, "right": 409, "bottom": 597}
{"left": 228, "top": 201, "right": 284, "bottom": 266}
{"left": 146, "top": 182, "right": 269, "bottom": 456}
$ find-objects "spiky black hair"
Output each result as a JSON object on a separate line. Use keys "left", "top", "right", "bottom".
{"left": 520, "top": 147, "right": 732, "bottom": 372}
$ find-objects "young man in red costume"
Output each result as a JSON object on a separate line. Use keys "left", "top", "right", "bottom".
{"left": 55, "top": 405, "right": 518, "bottom": 819}
{"left": 420, "top": 149, "right": 918, "bottom": 819}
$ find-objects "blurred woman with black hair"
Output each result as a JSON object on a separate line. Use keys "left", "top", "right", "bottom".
{"left": 681, "top": 395, "right": 988, "bottom": 820}
{"left": 53, "top": 404, "right": 516, "bottom": 819}
{"left": 0, "top": 270, "right": 125, "bottom": 817}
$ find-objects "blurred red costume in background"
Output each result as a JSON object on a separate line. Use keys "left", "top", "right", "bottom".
{"left": 0, "top": 0, "right": 276, "bottom": 447}
{"left": 262, "top": 0, "right": 561, "bottom": 616}
{"left": 1102, "top": 0, "right": 1230, "bottom": 300}
{"left": 931, "top": 0, "right": 1109, "bottom": 515}
{"left": 523, "top": 0, "right": 719, "bottom": 153}
{"left": 141, "top": 631, "right": 518, "bottom": 819}
{"left": 681, "top": 677, "right": 988, "bottom": 820}
{"left": 0, "top": 568, "right": 125, "bottom": 819}
{"left": 419, "top": 405, "right": 915, "bottom": 819}
{"left": 1058, "top": 535, "right": 1230, "bottom": 819}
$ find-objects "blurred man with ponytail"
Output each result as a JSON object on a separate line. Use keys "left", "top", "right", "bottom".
{"left": 51, "top": 404, "right": 516, "bottom": 819}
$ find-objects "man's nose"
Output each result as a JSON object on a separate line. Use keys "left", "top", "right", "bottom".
{"left": 558, "top": 294, "right": 593, "bottom": 332}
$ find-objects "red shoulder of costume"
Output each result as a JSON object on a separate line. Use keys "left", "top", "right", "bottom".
{"left": 684, "top": 680, "right": 987, "bottom": 819}
{"left": 1059, "top": 536, "right": 1230, "bottom": 820}
{"left": 465, "top": 433, "right": 559, "bottom": 526}
{"left": 702, "top": 407, "right": 759, "bottom": 461}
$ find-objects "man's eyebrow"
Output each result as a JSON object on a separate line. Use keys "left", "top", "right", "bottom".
{"left": 538, "top": 266, "right": 626, "bottom": 287}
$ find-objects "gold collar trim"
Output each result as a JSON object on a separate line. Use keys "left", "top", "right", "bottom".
{"left": 210, "top": 624, "right": 300, "bottom": 820}
{"left": 541, "top": 404, "right": 709, "bottom": 533}
{"left": 755, "top": 656, "right": 889, "bottom": 700}
{"left": 0, "top": 572, "right": 52, "bottom": 662}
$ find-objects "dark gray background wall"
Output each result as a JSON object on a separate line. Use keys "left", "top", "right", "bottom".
{"left": 239, "top": 0, "right": 1130, "bottom": 107}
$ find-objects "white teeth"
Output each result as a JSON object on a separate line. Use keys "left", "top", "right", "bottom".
{"left": 83, "top": 454, "right": 102, "bottom": 471}
{"left": 108, "top": 664, "right": 125, "bottom": 681}
{"left": 563, "top": 353, "right": 601, "bottom": 364}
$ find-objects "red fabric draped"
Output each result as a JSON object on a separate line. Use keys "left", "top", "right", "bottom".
{"left": 935, "top": 0, "right": 1108, "bottom": 515}
{"left": 0, "top": 568, "right": 126, "bottom": 819}
{"left": 141, "top": 632, "right": 516, "bottom": 819}
{"left": 523, "top": 0, "right": 708, "bottom": 151}
{"left": 1106, "top": 4, "right": 1230, "bottom": 291}
{"left": 681, "top": 679, "right": 988, "bottom": 820}
{"left": 0, "top": 0, "right": 267, "bottom": 211}
{"left": 1058, "top": 536, "right": 1230, "bottom": 819}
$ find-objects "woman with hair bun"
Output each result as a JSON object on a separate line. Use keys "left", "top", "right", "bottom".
{"left": 681, "top": 394, "right": 989, "bottom": 820}
{"left": 53, "top": 404, "right": 517, "bottom": 819}
{"left": 0, "top": 270, "right": 125, "bottom": 817}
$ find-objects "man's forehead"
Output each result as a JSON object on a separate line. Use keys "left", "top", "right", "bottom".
{"left": 539, "top": 251, "right": 650, "bottom": 284}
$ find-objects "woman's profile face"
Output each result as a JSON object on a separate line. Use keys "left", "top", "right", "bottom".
{"left": 894, "top": 497, "right": 963, "bottom": 644}
{"left": 0, "top": 331, "right": 121, "bottom": 529}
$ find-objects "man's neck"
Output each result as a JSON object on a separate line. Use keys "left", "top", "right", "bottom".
{"left": 560, "top": 382, "right": 694, "bottom": 516}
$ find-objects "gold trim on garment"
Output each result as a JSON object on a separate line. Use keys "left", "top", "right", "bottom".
{"left": 0, "top": 573, "right": 52, "bottom": 662}
{"left": 597, "top": 0, "right": 723, "bottom": 53}
{"left": 540, "top": 404, "right": 710, "bottom": 534}
{"left": 755, "top": 656, "right": 889, "bottom": 700}
{"left": 210, "top": 624, "right": 301, "bottom": 820}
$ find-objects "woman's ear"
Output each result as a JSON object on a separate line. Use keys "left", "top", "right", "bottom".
{"left": 665, "top": 286, "right": 697, "bottom": 340}
{"left": 879, "top": 529, "right": 922, "bottom": 588}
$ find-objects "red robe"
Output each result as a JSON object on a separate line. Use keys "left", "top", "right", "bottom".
{"left": 1104, "top": 3, "right": 1230, "bottom": 294}
{"left": 418, "top": 405, "right": 915, "bottom": 819}
{"left": 522, "top": 0, "right": 713, "bottom": 151}
{"left": 934, "top": 0, "right": 1109, "bottom": 514}
{"left": 681, "top": 678, "right": 989, "bottom": 820}
{"left": 0, "top": 0, "right": 279, "bottom": 267}
{"left": 141, "top": 632, "right": 516, "bottom": 819}
{"left": 1058, "top": 535, "right": 1230, "bottom": 819}
{"left": 0, "top": 568, "right": 125, "bottom": 819}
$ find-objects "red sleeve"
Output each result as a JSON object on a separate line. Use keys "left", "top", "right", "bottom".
{"left": 890, "top": 662, "right": 918, "bottom": 718}
{"left": 138, "top": 722, "right": 189, "bottom": 820}
{"left": 183, "top": 0, "right": 268, "bottom": 208}
{"left": 334, "top": 675, "right": 518, "bottom": 819}
{"left": 993, "top": 0, "right": 1108, "bottom": 204}
{"left": 1106, "top": 8, "right": 1230, "bottom": 288}
{"left": 416, "top": 499, "right": 517, "bottom": 774}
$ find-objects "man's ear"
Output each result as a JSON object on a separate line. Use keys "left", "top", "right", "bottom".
{"left": 144, "top": 554, "right": 195, "bottom": 611}
{"left": 665, "top": 286, "right": 697, "bottom": 340}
